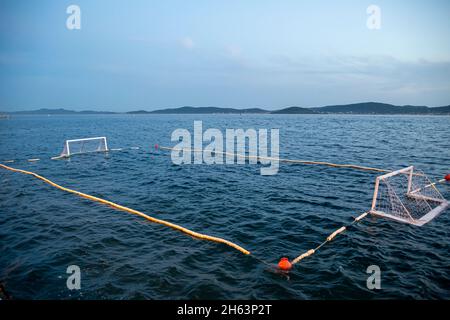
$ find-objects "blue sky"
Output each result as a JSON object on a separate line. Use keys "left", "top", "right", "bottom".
{"left": 1, "top": 0, "right": 449, "bottom": 111}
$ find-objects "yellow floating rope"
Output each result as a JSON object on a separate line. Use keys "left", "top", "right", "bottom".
{"left": 291, "top": 211, "right": 369, "bottom": 265}
{"left": 326, "top": 226, "right": 347, "bottom": 241}
{"left": 0, "top": 163, "right": 250, "bottom": 256}
{"left": 159, "top": 146, "right": 390, "bottom": 173}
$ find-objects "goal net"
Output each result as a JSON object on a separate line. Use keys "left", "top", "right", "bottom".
{"left": 370, "top": 166, "right": 449, "bottom": 226}
{"left": 56, "top": 137, "right": 109, "bottom": 158}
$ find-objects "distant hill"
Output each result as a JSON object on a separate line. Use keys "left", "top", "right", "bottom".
{"left": 431, "top": 105, "right": 450, "bottom": 114}
{"left": 148, "top": 106, "right": 269, "bottom": 114}
{"left": 13, "top": 108, "right": 77, "bottom": 114}
{"left": 127, "top": 110, "right": 152, "bottom": 114}
{"left": 7, "top": 108, "right": 116, "bottom": 115}
{"left": 311, "top": 102, "right": 444, "bottom": 114}
{"left": 270, "top": 106, "right": 316, "bottom": 114}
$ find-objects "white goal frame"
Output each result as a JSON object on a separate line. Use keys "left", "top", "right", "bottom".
{"left": 52, "top": 136, "right": 109, "bottom": 159}
{"left": 370, "top": 166, "right": 449, "bottom": 226}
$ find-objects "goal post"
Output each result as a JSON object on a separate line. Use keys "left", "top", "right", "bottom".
{"left": 53, "top": 137, "right": 109, "bottom": 159}
{"left": 370, "top": 166, "right": 449, "bottom": 226}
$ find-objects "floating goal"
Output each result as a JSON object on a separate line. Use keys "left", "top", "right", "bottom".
{"left": 370, "top": 166, "right": 449, "bottom": 226}
{"left": 53, "top": 137, "right": 108, "bottom": 159}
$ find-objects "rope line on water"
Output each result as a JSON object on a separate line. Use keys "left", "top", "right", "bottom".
{"left": 159, "top": 146, "right": 390, "bottom": 173}
{"left": 1, "top": 146, "right": 142, "bottom": 164}
{"left": 291, "top": 212, "right": 369, "bottom": 265}
{"left": 0, "top": 163, "right": 250, "bottom": 256}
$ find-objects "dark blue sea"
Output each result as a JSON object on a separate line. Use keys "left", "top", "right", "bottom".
{"left": 0, "top": 114, "right": 449, "bottom": 299}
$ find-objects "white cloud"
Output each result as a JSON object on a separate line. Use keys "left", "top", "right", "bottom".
{"left": 225, "top": 45, "right": 242, "bottom": 58}
{"left": 180, "top": 37, "right": 195, "bottom": 50}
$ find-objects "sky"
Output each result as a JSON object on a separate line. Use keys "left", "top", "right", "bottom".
{"left": 1, "top": 0, "right": 450, "bottom": 111}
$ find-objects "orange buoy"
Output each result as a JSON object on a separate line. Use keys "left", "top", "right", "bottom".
{"left": 278, "top": 257, "right": 292, "bottom": 270}
{"left": 445, "top": 174, "right": 450, "bottom": 181}
{"left": 154, "top": 144, "right": 159, "bottom": 150}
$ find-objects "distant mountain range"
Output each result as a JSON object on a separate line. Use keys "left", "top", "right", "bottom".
{"left": 2, "top": 108, "right": 117, "bottom": 115}
{"left": 145, "top": 106, "right": 269, "bottom": 114}
{"left": 2, "top": 102, "right": 450, "bottom": 115}
{"left": 270, "top": 106, "right": 316, "bottom": 114}
{"left": 311, "top": 102, "right": 450, "bottom": 114}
